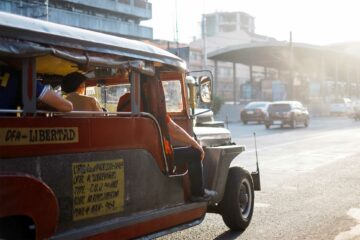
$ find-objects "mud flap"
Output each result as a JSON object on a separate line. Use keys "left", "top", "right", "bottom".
{"left": 251, "top": 171, "right": 261, "bottom": 191}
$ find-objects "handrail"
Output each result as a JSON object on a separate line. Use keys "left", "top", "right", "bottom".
{"left": 0, "top": 109, "right": 23, "bottom": 114}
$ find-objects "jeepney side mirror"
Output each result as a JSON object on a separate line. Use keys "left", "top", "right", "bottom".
{"left": 198, "top": 76, "right": 212, "bottom": 103}
{"left": 186, "top": 75, "right": 213, "bottom": 118}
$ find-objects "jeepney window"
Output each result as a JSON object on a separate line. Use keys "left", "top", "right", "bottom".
{"left": 86, "top": 84, "right": 130, "bottom": 112}
{"left": 162, "top": 80, "right": 183, "bottom": 113}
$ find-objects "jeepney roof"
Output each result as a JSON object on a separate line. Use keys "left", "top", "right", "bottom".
{"left": 0, "top": 11, "right": 186, "bottom": 70}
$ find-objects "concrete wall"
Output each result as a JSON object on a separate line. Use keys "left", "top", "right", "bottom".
{"left": 215, "top": 103, "right": 243, "bottom": 123}
{"left": 0, "top": 0, "right": 153, "bottom": 39}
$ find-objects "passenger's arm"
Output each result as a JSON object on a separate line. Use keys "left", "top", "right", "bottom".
{"left": 40, "top": 90, "right": 73, "bottom": 112}
{"left": 167, "top": 116, "right": 205, "bottom": 160}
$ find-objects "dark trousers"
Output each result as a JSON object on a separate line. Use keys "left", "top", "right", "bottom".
{"left": 173, "top": 147, "right": 204, "bottom": 197}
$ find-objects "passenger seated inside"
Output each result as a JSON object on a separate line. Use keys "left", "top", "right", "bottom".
{"left": 0, "top": 64, "right": 73, "bottom": 114}
{"left": 117, "top": 92, "right": 132, "bottom": 112}
{"left": 61, "top": 72, "right": 102, "bottom": 112}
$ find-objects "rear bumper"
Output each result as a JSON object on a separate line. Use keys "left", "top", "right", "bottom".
{"left": 265, "top": 116, "right": 292, "bottom": 125}
{"left": 241, "top": 113, "right": 266, "bottom": 122}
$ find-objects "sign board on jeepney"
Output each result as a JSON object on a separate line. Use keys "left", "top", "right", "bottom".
{"left": 72, "top": 159, "right": 125, "bottom": 221}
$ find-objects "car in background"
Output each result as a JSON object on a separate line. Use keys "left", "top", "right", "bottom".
{"left": 240, "top": 101, "right": 270, "bottom": 124}
{"left": 194, "top": 108, "right": 225, "bottom": 127}
{"left": 265, "top": 101, "right": 309, "bottom": 129}
{"left": 329, "top": 98, "right": 352, "bottom": 116}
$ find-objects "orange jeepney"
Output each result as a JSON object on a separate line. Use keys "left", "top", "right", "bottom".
{"left": 0, "top": 12, "right": 259, "bottom": 240}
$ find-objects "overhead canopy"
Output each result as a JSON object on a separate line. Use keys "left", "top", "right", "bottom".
{"left": 0, "top": 11, "right": 186, "bottom": 70}
{"left": 207, "top": 41, "right": 359, "bottom": 71}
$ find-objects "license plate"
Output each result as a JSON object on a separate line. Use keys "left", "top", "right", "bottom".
{"left": 273, "top": 120, "right": 282, "bottom": 124}
{"left": 247, "top": 110, "right": 254, "bottom": 114}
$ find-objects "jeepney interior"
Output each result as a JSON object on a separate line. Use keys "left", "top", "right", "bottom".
{"left": 0, "top": 13, "right": 253, "bottom": 240}
{"left": 0, "top": 51, "right": 194, "bottom": 175}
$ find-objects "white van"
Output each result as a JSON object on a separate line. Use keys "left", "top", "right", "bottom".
{"left": 329, "top": 98, "right": 352, "bottom": 116}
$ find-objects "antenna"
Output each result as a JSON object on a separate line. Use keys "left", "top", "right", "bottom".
{"left": 202, "top": 0, "right": 207, "bottom": 69}
{"left": 253, "top": 132, "right": 260, "bottom": 173}
{"left": 251, "top": 132, "right": 261, "bottom": 190}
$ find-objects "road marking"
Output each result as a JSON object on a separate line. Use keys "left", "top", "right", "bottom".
{"left": 334, "top": 208, "right": 360, "bottom": 240}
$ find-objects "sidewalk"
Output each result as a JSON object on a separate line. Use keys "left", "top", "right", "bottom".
{"left": 214, "top": 103, "right": 243, "bottom": 123}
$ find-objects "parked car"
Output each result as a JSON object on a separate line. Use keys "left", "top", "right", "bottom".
{"left": 265, "top": 101, "right": 309, "bottom": 129}
{"left": 329, "top": 98, "right": 352, "bottom": 116}
{"left": 349, "top": 101, "right": 360, "bottom": 120}
{"left": 240, "top": 101, "right": 271, "bottom": 124}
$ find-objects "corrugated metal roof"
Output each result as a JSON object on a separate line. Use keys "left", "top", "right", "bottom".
{"left": 208, "top": 41, "right": 359, "bottom": 70}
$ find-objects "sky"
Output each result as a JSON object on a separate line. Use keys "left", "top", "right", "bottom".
{"left": 144, "top": 0, "right": 360, "bottom": 46}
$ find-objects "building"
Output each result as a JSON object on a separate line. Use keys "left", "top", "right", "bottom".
{"left": 204, "top": 11, "right": 255, "bottom": 38}
{"left": 189, "top": 11, "right": 276, "bottom": 102}
{"left": 0, "top": 0, "right": 153, "bottom": 40}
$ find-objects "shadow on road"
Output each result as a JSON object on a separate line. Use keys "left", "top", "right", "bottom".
{"left": 214, "top": 230, "right": 243, "bottom": 240}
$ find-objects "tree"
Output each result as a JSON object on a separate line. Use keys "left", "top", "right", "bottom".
{"left": 211, "top": 95, "right": 224, "bottom": 115}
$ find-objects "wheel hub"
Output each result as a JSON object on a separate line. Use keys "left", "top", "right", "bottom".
{"left": 239, "top": 185, "right": 249, "bottom": 211}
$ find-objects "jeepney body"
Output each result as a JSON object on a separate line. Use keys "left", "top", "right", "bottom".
{"left": 0, "top": 12, "right": 247, "bottom": 240}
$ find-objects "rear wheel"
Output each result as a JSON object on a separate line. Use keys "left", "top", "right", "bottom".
{"left": 220, "top": 167, "right": 255, "bottom": 231}
{"left": 0, "top": 216, "right": 35, "bottom": 240}
{"left": 243, "top": 120, "right": 248, "bottom": 125}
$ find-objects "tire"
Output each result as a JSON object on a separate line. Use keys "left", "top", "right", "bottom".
{"left": 290, "top": 118, "right": 295, "bottom": 128}
{"left": 220, "top": 167, "right": 255, "bottom": 231}
{"left": 304, "top": 118, "right": 309, "bottom": 127}
{"left": 265, "top": 124, "right": 270, "bottom": 129}
{"left": 0, "top": 216, "right": 35, "bottom": 240}
{"left": 243, "top": 121, "right": 248, "bottom": 125}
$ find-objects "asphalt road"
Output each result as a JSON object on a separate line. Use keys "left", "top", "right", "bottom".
{"left": 159, "top": 117, "right": 360, "bottom": 240}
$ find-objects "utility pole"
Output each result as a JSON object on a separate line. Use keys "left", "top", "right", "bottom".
{"left": 45, "top": 0, "right": 49, "bottom": 21}
{"left": 174, "top": 0, "right": 179, "bottom": 56}
{"left": 202, "top": 14, "right": 207, "bottom": 69}
{"left": 289, "top": 31, "right": 294, "bottom": 100}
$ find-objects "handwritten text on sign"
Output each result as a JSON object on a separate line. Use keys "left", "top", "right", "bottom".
{"left": 72, "top": 159, "right": 124, "bottom": 221}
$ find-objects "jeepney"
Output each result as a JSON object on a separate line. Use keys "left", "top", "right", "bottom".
{"left": 0, "top": 12, "right": 260, "bottom": 240}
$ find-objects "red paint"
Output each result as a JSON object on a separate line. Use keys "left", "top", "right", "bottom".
{"left": 0, "top": 116, "right": 166, "bottom": 171}
{"left": 0, "top": 173, "right": 59, "bottom": 240}
{"left": 86, "top": 206, "right": 206, "bottom": 240}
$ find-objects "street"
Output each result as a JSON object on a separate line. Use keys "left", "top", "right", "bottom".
{"left": 160, "top": 117, "right": 360, "bottom": 240}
